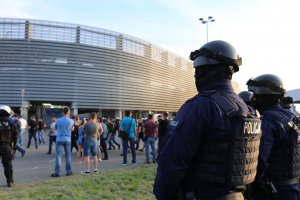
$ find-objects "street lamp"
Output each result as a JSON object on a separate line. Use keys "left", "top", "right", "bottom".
{"left": 199, "top": 16, "right": 215, "bottom": 42}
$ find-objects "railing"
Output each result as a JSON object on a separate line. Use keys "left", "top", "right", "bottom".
{"left": 0, "top": 18, "right": 192, "bottom": 68}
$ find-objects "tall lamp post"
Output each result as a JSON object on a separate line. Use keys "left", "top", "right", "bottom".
{"left": 199, "top": 16, "right": 215, "bottom": 42}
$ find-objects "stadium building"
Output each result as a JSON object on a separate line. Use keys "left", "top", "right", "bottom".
{"left": 0, "top": 18, "right": 196, "bottom": 120}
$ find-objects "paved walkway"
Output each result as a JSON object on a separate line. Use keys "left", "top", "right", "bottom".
{"left": 0, "top": 132, "right": 151, "bottom": 187}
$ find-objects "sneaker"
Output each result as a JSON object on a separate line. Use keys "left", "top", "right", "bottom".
{"left": 122, "top": 163, "right": 127, "bottom": 166}
{"left": 66, "top": 171, "right": 73, "bottom": 176}
{"left": 153, "top": 160, "right": 156, "bottom": 164}
{"left": 46, "top": 152, "right": 51, "bottom": 154}
{"left": 145, "top": 160, "right": 150, "bottom": 164}
{"left": 21, "top": 151, "right": 26, "bottom": 157}
{"left": 132, "top": 162, "right": 137, "bottom": 165}
{"left": 80, "top": 170, "right": 90, "bottom": 175}
{"left": 98, "top": 158, "right": 102, "bottom": 162}
{"left": 94, "top": 169, "right": 99, "bottom": 173}
{"left": 51, "top": 173, "right": 60, "bottom": 178}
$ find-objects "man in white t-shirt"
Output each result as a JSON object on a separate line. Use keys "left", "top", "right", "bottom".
{"left": 18, "top": 116, "right": 27, "bottom": 146}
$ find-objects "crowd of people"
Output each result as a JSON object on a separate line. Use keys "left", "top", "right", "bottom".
{"left": 0, "top": 104, "right": 175, "bottom": 186}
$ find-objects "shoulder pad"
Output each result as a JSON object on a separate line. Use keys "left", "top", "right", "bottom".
{"left": 209, "top": 91, "right": 240, "bottom": 117}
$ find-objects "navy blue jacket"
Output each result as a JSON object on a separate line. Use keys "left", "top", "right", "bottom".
{"left": 153, "top": 81, "right": 249, "bottom": 199}
{"left": 255, "top": 105, "right": 300, "bottom": 191}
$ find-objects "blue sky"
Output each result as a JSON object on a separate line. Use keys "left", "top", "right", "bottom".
{"left": 1, "top": 0, "right": 300, "bottom": 91}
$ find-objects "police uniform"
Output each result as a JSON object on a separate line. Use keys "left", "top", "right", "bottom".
{"left": 0, "top": 105, "right": 18, "bottom": 187}
{"left": 247, "top": 74, "right": 300, "bottom": 199}
{"left": 154, "top": 81, "right": 262, "bottom": 200}
{"left": 253, "top": 105, "right": 300, "bottom": 199}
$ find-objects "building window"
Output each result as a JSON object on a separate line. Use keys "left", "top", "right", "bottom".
{"left": 123, "top": 39, "right": 144, "bottom": 56}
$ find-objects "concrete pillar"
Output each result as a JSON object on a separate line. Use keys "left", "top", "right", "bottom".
{"left": 76, "top": 26, "right": 80, "bottom": 43}
{"left": 97, "top": 109, "right": 102, "bottom": 117}
{"left": 36, "top": 105, "right": 42, "bottom": 121}
{"left": 116, "top": 35, "right": 123, "bottom": 51}
{"left": 20, "top": 101, "right": 29, "bottom": 121}
{"left": 25, "top": 20, "right": 32, "bottom": 41}
{"left": 71, "top": 102, "right": 78, "bottom": 116}
{"left": 115, "top": 110, "right": 122, "bottom": 119}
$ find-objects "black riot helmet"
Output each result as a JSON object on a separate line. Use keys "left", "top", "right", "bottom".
{"left": 238, "top": 91, "right": 254, "bottom": 105}
{"left": 247, "top": 74, "right": 286, "bottom": 96}
{"left": 190, "top": 40, "right": 242, "bottom": 72}
{"left": 281, "top": 96, "right": 294, "bottom": 109}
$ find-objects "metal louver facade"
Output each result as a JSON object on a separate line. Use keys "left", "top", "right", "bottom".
{"left": 0, "top": 18, "right": 196, "bottom": 113}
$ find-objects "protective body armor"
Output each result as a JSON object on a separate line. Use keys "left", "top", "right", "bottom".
{"left": 263, "top": 111, "right": 300, "bottom": 180}
{"left": 0, "top": 120, "right": 14, "bottom": 144}
{"left": 197, "top": 91, "right": 262, "bottom": 187}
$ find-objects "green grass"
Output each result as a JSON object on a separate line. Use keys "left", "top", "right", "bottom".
{"left": 0, "top": 165, "right": 157, "bottom": 200}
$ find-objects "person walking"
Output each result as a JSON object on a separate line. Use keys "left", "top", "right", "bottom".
{"left": 0, "top": 105, "right": 18, "bottom": 187}
{"left": 51, "top": 107, "right": 74, "bottom": 177}
{"left": 37, "top": 119, "right": 45, "bottom": 145}
{"left": 143, "top": 114, "right": 157, "bottom": 164}
{"left": 18, "top": 115, "right": 27, "bottom": 146}
{"left": 27, "top": 115, "right": 38, "bottom": 149}
{"left": 157, "top": 112, "right": 169, "bottom": 154}
{"left": 46, "top": 117, "right": 57, "bottom": 154}
{"left": 119, "top": 111, "right": 137, "bottom": 165}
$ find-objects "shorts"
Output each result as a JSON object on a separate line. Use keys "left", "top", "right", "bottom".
{"left": 83, "top": 138, "right": 98, "bottom": 157}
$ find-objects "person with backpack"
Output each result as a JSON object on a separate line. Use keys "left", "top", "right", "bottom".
{"left": 154, "top": 40, "right": 262, "bottom": 200}
{"left": 119, "top": 111, "right": 137, "bottom": 165}
{"left": 248, "top": 74, "right": 300, "bottom": 200}
{"left": 107, "top": 118, "right": 120, "bottom": 150}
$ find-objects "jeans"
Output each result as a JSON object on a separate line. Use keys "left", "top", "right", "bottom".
{"left": 48, "top": 136, "right": 56, "bottom": 153}
{"left": 27, "top": 131, "right": 37, "bottom": 148}
{"left": 100, "top": 138, "right": 108, "bottom": 159}
{"left": 108, "top": 134, "right": 120, "bottom": 149}
{"left": 122, "top": 139, "right": 136, "bottom": 164}
{"left": 145, "top": 137, "right": 156, "bottom": 162}
{"left": 18, "top": 128, "right": 25, "bottom": 146}
{"left": 55, "top": 141, "right": 72, "bottom": 175}
{"left": 16, "top": 144, "right": 25, "bottom": 155}
{"left": 37, "top": 130, "right": 45, "bottom": 144}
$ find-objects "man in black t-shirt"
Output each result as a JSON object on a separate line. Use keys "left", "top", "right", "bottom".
{"left": 157, "top": 112, "right": 169, "bottom": 154}
{"left": 27, "top": 115, "right": 38, "bottom": 149}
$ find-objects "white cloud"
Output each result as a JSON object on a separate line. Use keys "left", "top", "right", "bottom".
{"left": 0, "top": 0, "right": 36, "bottom": 18}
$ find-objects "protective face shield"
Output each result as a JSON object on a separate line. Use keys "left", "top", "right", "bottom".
{"left": 247, "top": 74, "right": 285, "bottom": 95}
{"left": 190, "top": 40, "right": 242, "bottom": 72}
{"left": 0, "top": 105, "right": 12, "bottom": 116}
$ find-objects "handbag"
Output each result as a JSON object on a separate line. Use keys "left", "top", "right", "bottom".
{"left": 119, "top": 118, "right": 133, "bottom": 140}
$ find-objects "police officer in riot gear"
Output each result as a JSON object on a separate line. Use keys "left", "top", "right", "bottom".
{"left": 154, "top": 40, "right": 262, "bottom": 200}
{"left": 247, "top": 74, "right": 300, "bottom": 199}
{"left": 281, "top": 96, "right": 294, "bottom": 110}
{"left": 238, "top": 91, "right": 254, "bottom": 106}
{"left": 0, "top": 105, "right": 18, "bottom": 187}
